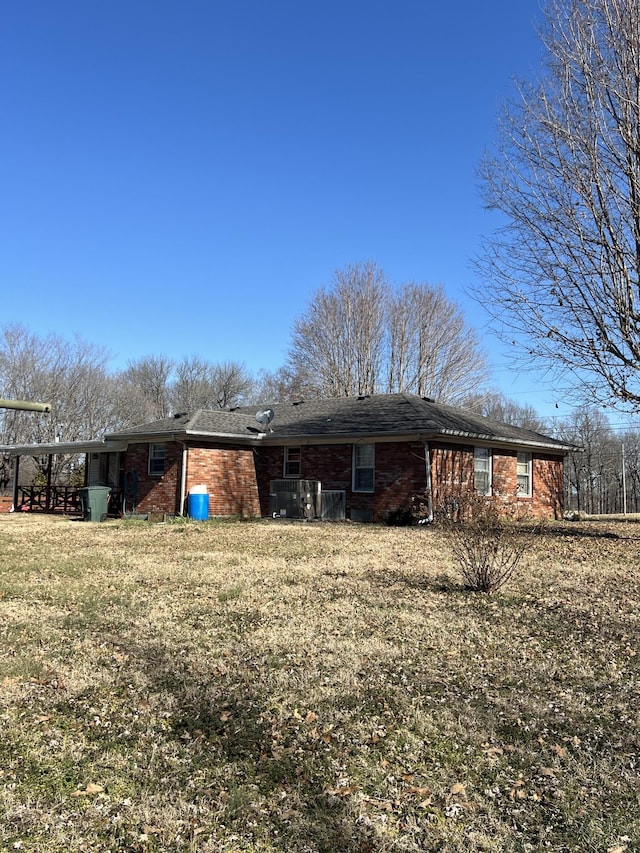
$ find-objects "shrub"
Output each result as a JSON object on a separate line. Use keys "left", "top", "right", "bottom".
{"left": 385, "top": 506, "right": 415, "bottom": 526}
{"left": 436, "top": 492, "right": 537, "bottom": 593}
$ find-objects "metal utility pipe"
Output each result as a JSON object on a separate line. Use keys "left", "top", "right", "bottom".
{"left": 423, "top": 442, "right": 434, "bottom": 522}
{"left": 179, "top": 442, "right": 188, "bottom": 516}
{"left": 0, "top": 399, "right": 51, "bottom": 413}
{"left": 0, "top": 400, "right": 50, "bottom": 512}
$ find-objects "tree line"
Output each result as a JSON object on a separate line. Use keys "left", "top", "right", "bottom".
{"left": 0, "top": 326, "right": 251, "bottom": 445}
{"left": 556, "top": 408, "right": 640, "bottom": 516}
{"left": 0, "top": 264, "right": 495, "bottom": 446}
{"left": 2, "top": 291, "right": 640, "bottom": 513}
{"left": 0, "top": 264, "right": 536, "bottom": 486}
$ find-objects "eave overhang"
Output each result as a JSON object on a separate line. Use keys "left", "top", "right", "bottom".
{"left": 0, "top": 439, "right": 128, "bottom": 458}
{"left": 3, "top": 427, "right": 579, "bottom": 459}
{"left": 165, "top": 427, "right": 578, "bottom": 454}
{"left": 248, "top": 429, "right": 576, "bottom": 454}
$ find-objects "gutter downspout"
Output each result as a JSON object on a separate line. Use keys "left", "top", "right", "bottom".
{"left": 179, "top": 442, "right": 188, "bottom": 516}
{"left": 424, "top": 442, "right": 434, "bottom": 522}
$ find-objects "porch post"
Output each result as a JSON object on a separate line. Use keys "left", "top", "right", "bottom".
{"left": 11, "top": 456, "right": 19, "bottom": 512}
{"left": 45, "top": 454, "right": 53, "bottom": 511}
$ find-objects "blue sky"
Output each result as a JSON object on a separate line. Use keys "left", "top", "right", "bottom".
{"left": 2, "top": 1, "right": 575, "bottom": 417}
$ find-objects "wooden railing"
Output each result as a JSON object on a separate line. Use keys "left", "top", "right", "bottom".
{"left": 15, "top": 486, "right": 81, "bottom": 513}
{"left": 14, "top": 486, "right": 121, "bottom": 516}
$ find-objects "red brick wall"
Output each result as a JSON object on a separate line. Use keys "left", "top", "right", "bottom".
{"left": 493, "top": 448, "right": 517, "bottom": 495}
{"left": 186, "top": 444, "right": 260, "bottom": 517}
{"left": 122, "top": 441, "right": 261, "bottom": 518}
{"left": 531, "top": 454, "right": 564, "bottom": 519}
{"left": 123, "top": 439, "right": 564, "bottom": 521}
{"left": 430, "top": 443, "right": 564, "bottom": 520}
{"left": 256, "top": 442, "right": 430, "bottom": 522}
{"left": 430, "top": 444, "right": 474, "bottom": 511}
{"left": 491, "top": 448, "right": 564, "bottom": 518}
{"left": 124, "top": 442, "right": 183, "bottom": 515}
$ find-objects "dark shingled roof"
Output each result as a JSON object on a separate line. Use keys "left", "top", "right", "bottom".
{"left": 107, "top": 408, "right": 261, "bottom": 438}
{"left": 107, "top": 393, "right": 575, "bottom": 452}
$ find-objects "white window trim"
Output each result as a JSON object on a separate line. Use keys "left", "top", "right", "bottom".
{"left": 352, "top": 443, "right": 375, "bottom": 493}
{"left": 474, "top": 447, "right": 492, "bottom": 496}
{"left": 149, "top": 442, "right": 166, "bottom": 477}
{"left": 284, "top": 447, "right": 301, "bottom": 478}
{"left": 517, "top": 451, "right": 532, "bottom": 498}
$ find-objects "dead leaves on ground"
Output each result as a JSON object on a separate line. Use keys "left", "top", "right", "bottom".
{"left": 3, "top": 516, "right": 640, "bottom": 851}
{"left": 70, "top": 782, "right": 105, "bottom": 797}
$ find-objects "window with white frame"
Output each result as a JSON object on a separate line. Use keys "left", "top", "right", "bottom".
{"left": 149, "top": 443, "right": 167, "bottom": 476}
{"left": 517, "top": 451, "right": 532, "bottom": 497}
{"left": 353, "top": 443, "right": 375, "bottom": 492}
{"left": 284, "top": 447, "right": 301, "bottom": 478}
{"left": 474, "top": 447, "right": 492, "bottom": 496}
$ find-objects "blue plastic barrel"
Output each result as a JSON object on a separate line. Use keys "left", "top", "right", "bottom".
{"left": 188, "top": 486, "right": 209, "bottom": 520}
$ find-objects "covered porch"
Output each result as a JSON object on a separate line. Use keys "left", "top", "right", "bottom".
{"left": 0, "top": 438, "right": 127, "bottom": 515}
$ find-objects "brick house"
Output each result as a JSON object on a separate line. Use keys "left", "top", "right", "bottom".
{"left": 98, "top": 393, "right": 574, "bottom": 521}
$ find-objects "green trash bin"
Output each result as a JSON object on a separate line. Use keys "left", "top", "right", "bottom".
{"left": 79, "top": 486, "right": 111, "bottom": 522}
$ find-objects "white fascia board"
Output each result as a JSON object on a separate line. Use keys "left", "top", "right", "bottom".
{"left": 0, "top": 439, "right": 128, "bottom": 456}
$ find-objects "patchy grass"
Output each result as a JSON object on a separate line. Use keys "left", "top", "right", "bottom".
{"left": 1, "top": 514, "right": 640, "bottom": 852}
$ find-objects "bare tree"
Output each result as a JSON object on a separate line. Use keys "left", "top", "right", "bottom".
{"left": 476, "top": 0, "right": 640, "bottom": 411}
{"left": 621, "top": 428, "right": 640, "bottom": 511}
{"left": 248, "top": 367, "right": 312, "bottom": 404}
{"left": 171, "top": 356, "right": 218, "bottom": 411}
{"left": 463, "top": 390, "right": 549, "bottom": 432}
{"left": 0, "top": 323, "right": 115, "bottom": 481}
{"left": 116, "top": 355, "right": 174, "bottom": 424}
{"left": 0, "top": 324, "right": 114, "bottom": 443}
{"left": 170, "top": 357, "right": 254, "bottom": 411}
{"left": 557, "top": 406, "right": 621, "bottom": 513}
{"left": 387, "top": 283, "right": 489, "bottom": 403}
{"left": 210, "top": 361, "right": 254, "bottom": 409}
{"left": 288, "top": 264, "right": 488, "bottom": 402}
{"left": 288, "top": 262, "right": 389, "bottom": 397}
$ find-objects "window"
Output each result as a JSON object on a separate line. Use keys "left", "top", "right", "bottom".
{"left": 517, "top": 451, "right": 532, "bottom": 497}
{"left": 284, "top": 447, "right": 301, "bottom": 478}
{"left": 474, "top": 447, "right": 492, "bottom": 496}
{"left": 149, "top": 443, "right": 166, "bottom": 476}
{"left": 353, "top": 444, "right": 375, "bottom": 492}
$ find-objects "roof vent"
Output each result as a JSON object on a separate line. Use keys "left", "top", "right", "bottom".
{"left": 422, "top": 397, "right": 435, "bottom": 403}
{"left": 173, "top": 412, "right": 187, "bottom": 419}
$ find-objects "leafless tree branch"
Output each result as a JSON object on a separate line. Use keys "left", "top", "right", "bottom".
{"left": 475, "top": 0, "right": 640, "bottom": 410}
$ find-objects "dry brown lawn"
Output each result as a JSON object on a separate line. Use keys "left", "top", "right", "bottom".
{"left": 1, "top": 513, "right": 639, "bottom": 852}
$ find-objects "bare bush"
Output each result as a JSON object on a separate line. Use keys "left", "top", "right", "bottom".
{"left": 437, "top": 493, "right": 536, "bottom": 593}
